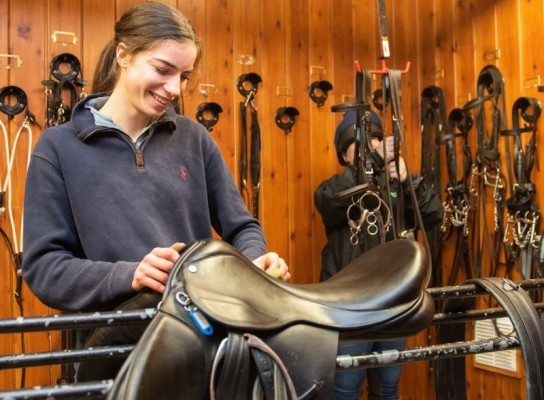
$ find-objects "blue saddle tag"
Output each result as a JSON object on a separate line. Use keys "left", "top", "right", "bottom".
{"left": 188, "top": 305, "right": 214, "bottom": 336}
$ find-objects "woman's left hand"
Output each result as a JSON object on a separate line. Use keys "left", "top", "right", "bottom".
{"left": 253, "top": 252, "right": 291, "bottom": 281}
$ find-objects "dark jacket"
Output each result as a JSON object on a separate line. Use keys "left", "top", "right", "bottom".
{"left": 314, "top": 166, "right": 444, "bottom": 281}
{"left": 22, "top": 93, "right": 266, "bottom": 312}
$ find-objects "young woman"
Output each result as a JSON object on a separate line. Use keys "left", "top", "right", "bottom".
{"left": 22, "top": 2, "right": 289, "bottom": 378}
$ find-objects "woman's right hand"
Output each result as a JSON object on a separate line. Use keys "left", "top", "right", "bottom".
{"left": 132, "top": 242, "right": 185, "bottom": 293}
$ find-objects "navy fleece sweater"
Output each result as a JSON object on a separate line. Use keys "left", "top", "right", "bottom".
{"left": 22, "top": 94, "right": 266, "bottom": 312}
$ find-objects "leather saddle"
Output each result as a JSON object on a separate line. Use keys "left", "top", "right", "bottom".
{"left": 106, "top": 238, "right": 434, "bottom": 400}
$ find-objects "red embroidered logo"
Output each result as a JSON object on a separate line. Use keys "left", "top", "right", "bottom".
{"left": 180, "top": 167, "right": 188, "bottom": 180}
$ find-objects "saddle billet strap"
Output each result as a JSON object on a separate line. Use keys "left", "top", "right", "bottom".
{"left": 210, "top": 332, "right": 299, "bottom": 400}
{"left": 435, "top": 277, "right": 544, "bottom": 400}
{"left": 212, "top": 333, "right": 251, "bottom": 400}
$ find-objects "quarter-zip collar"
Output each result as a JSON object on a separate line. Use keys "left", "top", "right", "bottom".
{"left": 72, "top": 92, "right": 177, "bottom": 142}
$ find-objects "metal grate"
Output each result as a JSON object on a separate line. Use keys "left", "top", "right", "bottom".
{"left": 474, "top": 317, "right": 518, "bottom": 372}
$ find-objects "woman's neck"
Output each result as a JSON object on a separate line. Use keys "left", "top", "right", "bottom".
{"left": 98, "top": 91, "right": 151, "bottom": 141}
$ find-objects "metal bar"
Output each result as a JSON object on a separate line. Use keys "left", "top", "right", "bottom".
{"left": 0, "top": 381, "right": 112, "bottom": 399}
{"left": 0, "top": 279, "right": 541, "bottom": 335}
{"left": 427, "top": 278, "right": 544, "bottom": 300}
{"left": 0, "top": 308, "right": 156, "bottom": 334}
{"left": 433, "top": 303, "right": 544, "bottom": 324}
{"left": 337, "top": 336, "right": 520, "bottom": 371}
{"left": 0, "top": 345, "right": 134, "bottom": 369}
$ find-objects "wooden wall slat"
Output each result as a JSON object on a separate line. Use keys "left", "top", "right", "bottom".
{"left": 81, "top": 0, "right": 115, "bottom": 93}
{"left": 308, "top": 0, "right": 334, "bottom": 285}
{"left": 285, "top": 0, "right": 313, "bottom": 283}
{"left": 259, "top": 0, "right": 289, "bottom": 259}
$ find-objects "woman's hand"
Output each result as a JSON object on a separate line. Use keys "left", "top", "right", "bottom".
{"left": 253, "top": 252, "right": 291, "bottom": 281}
{"left": 132, "top": 242, "right": 185, "bottom": 293}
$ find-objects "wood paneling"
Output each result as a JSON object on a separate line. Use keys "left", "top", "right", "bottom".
{"left": 1, "top": 0, "right": 543, "bottom": 398}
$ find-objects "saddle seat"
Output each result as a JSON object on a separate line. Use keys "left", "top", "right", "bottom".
{"left": 173, "top": 237, "right": 434, "bottom": 339}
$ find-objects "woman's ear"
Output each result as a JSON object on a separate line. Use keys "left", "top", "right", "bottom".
{"left": 116, "top": 43, "right": 131, "bottom": 68}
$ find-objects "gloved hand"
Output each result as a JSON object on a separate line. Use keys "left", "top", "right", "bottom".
{"left": 375, "top": 136, "right": 407, "bottom": 182}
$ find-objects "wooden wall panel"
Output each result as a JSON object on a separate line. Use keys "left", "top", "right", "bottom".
{"left": 285, "top": 0, "right": 313, "bottom": 283}
{"left": 260, "top": 0, "right": 290, "bottom": 260}
{"left": 308, "top": 0, "right": 334, "bottom": 284}
{"left": 1, "top": 0, "right": 544, "bottom": 398}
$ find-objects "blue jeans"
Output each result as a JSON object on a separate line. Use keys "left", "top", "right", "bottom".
{"left": 333, "top": 339, "right": 406, "bottom": 400}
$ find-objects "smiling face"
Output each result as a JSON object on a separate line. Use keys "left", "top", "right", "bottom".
{"left": 116, "top": 39, "right": 198, "bottom": 120}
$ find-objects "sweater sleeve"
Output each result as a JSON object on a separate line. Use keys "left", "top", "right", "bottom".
{"left": 203, "top": 145, "right": 267, "bottom": 261}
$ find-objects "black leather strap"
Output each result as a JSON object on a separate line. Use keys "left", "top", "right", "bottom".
{"left": 464, "top": 65, "right": 508, "bottom": 279}
{"left": 420, "top": 85, "right": 447, "bottom": 286}
{"left": 237, "top": 73, "right": 262, "bottom": 219}
{"left": 442, "top": 107, "right": 475, "bottom": 285}
{"left": 501, "top": 97, "right": 542, "bottom": 282}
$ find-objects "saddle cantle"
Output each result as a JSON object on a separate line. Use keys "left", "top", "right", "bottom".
{"left": 107, "top": 238, "right": 434, "bottom": 400}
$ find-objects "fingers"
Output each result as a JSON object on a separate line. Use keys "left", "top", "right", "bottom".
{"left": 253, "top": 252, "right": 291, "bottom": 281}
{"left": 265, "top": 254, "right": 291, "bottom": 282}
{"left": 132, "top": 246, "right": 181, "bottom": 293}
{"left": 169, "top": 242, "right": 185, "bottom": 252}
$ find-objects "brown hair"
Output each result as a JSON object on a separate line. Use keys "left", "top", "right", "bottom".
{"left": 91, "top": 1, "right": 202, "bottom": 98}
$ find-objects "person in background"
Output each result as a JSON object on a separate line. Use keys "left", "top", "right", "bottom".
{"left": 22, "top": 1, "right": 289, "bottom": 381}
{"left": 314, "top": 110, "right": 443, "bottom": 399}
